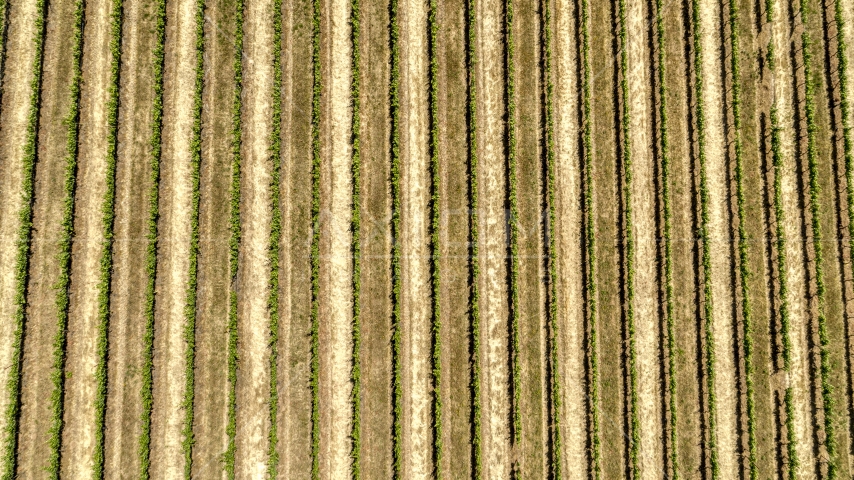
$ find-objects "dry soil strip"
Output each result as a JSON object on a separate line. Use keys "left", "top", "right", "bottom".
{"left": 552, "top": 0, "right": 584, "bottom": 475}
{"left": 60, "top": 0, "right": 113, "bottom": 473}
{"left": 401, "top": 0, "right": 432, "bottom": 475}
{"left": 234, "top": 0, "right": 274, "bottom": 475}
{"left": 191, "top": 1, "right": 234, "bottom": 476}
{"left": 772, "top": 4, "right": 816, "bottom": 473}
{"left": 15, "top": 0, "right": 77, "bottom": 473}
{"left": 102, "top": 0, "right": 156, "bottom": 473}
{"left": 627, "top": 0, "right": 663, "bottom": 476}
{"left": 0, "top": 0, "right": 41, "bottom": 456}
{"left": 320, "top": 0, "right": 353, "bottom": 476}
{"left": 699, "top": 0, "right": 738, "bottom": 475}
{"left": 148, "top": 0, "right": 198, "bottom": 474}
{"left": 477, "top": 0, "right": 510, "bottom": 475}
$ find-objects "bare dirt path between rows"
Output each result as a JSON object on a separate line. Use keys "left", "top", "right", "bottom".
{"left": 0, "top": 0, "right": 42, "bottom": 458}
{"left": 61, "top": 0, "right": 113, "bottom": 472}
{"left": 234, "top": 0, "right": 274, "bottom": 474}
{"left": 553, "top": 0, "right": 585, "bottom": 475}
{"left": 279, "top": 0, "right": 315, "bottom": 474}
{"left": 627, "top": 0, "right": 664, "bottom": 476}
{"left": 16, "top": 0, "right": 77, "bottom": 473}
{"left": 401, "top": 0, "right": 432, "bottom": 474}
{"left": 191, "top": 0, "right": 235, "bottom": 476}
{"left": 772, "top": 2, "right": 816, "bottom": 473}
{"left": 149, "top": 0, "right": 198, "bottom": 473}
{"left": 477, "top": 0, "right": 511, "bottom": 475}
{"left": 103, "top": 0, "right": 156, "bottom": 473}
{"left": 319, "top": 0, "right": 353, "bottom": 476}
{"left": 699, "top": 0, "right": 738, "bottom": 475}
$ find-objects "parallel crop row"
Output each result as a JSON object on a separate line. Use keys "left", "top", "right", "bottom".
{"left": 615, "top": 0, "right": 639, "bottom": 475}
{"left": 505, "top": 0, "right": 519, "bottom": 460}
{"left": 653, "top": 0, "right": 678, "bottom": 475}
{"left": 92, "top": 0, "right": 125, "bottom": 475}
{"left": 0, "top": 0, "right": 10, "bottom": 115}
{"left": 309, "top": 0, "right": 321, "bottom": 474}
{"left": 138, "top": 0, "right": 167, "bottom": 474}
{"left": 465, "top": 0, "right": 482, "bottom": 473}
{"left": 225, "top": 0, "right": 245, "bottom": 474}
{"left": 389, "top": 0, "right": 403, "bottom": 473}
{"left": 689, "top": 0, "right": 719, "bottom": 476}
{"left": 798, "top": 0, "right": 838, "bottom": 476}
{"left": 725, "top": 0, "right": 757, "bottom": 477}
{"left": 267, "top": 0, "right": 284, "bottom": 473}
{"left": 764, "top": 1, "right": 798, "bottom": 472}
{"left": 1, "top": 0, "right": 48, "bottom": 474}
{"left": 542, "top": 0, "right": 563, "bottom": 476}
{"left": 48, "top": 0, "right": 86, "bottom": 475}
{"left": 181, "top": 0, "right": 207, "bottom": 475}
{"left": 835, "top": 0, "right": 854, "bottom": 446}
{"left": 428, "top": 0, "right": 442, "bottom": 474}
{"left": 349, "top": 0, "right": 362, "bottom": 476}
{"left": 580, "top": 0, "right": 600, "bottom": 476}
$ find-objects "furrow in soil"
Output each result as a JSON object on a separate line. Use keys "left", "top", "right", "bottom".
{"left": 552, "top": 0, "right": 584, "bottom": 474}
{"left": 15, "top": 0, "right": 78, "bottom": 473}
{"left": 61, "top": 0, "right": 114, "bottom": 472}
{"left": 699, "top": 0, "right": 738, "bottom": 474}
{"left": 278, "top": 0, "right": 315, "bottom": 474}
{"left": 319, "top": 0, "right": 353, "bottom": 475}
{"left": 477, "top": 0, "right": 511, "bottom": 475}
{"left": 0, "top": 0, "right": 42, "bottom": 451}
{"left": 401, "top": 0, "right": 432, "bottom": 475}
{"left": 234, "top": 0, "right": 274, "bottom": 474}
{"left": 103, "top": 0, "right": 156, "bottom": 473}
{"left": 191, "top": 0, "right": 236, "bottom": 475}
{"left": 628, "top": 0, "right": 663, "bottom": 476}
{"left": 148, "top": 0, "right": 198, "bottom": 473}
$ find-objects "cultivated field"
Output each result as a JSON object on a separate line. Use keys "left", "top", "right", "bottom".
{"left": 0, "top": 0, "right": 853, "bottom": 477}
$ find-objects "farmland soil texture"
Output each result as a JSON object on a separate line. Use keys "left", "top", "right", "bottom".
{"left": 0, "top": 0, "right": 852, "bottom": 477}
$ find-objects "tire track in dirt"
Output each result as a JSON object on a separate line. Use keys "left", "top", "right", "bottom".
{"left": 60, "top": 0, "right": 113, "bottom": 473}
{"left": 234, "top": 0, "right": 273, "bottom": 474}
{"left": 552, "top": 0, "right": 584, "bottom": 475}
{"left": 103, "top": 0, "right": 156, "bottom": 474}
{"left": 148, "top": 0, "right": 198, "bottom": 473}
{"left": 191, "top": 0, "right": 234, "bottom": 476}
{"left": 319, "top": 0, "right": 353, "bottom": 475}
{"left": 400, "top": 0, "right": 432, "bottom": 474}
{"left": 0, "top": 0, "right": 42, "bottom": 457}
{"left": 627, "top": 0, "right": 663, "bottom": 476}
{"left": 476, "top": 0, "right": 510, "bottom": 475}
{"left": 771, "top": 5, "right": 815, "bottom": 470}
{"left": 698, "top": 0, "right": 738, "bottom": 475}
{"left": 15, "top": 0, "right": 77, "bottom": 473}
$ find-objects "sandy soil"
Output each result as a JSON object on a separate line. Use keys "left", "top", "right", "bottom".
{"left": 627, "top": 0, "right": 664, "bottom": 476}
{"left": 15, "top": 0, "right": 78, "bottom": 474}
{"left": 699, "top": 0, "right": 738, "bottom": 475}
{"left": 477, "top": 0, "right": 511, "bottom": 476}
{"left": 0, "top": 0, "right": 41, "bottom": 459}
{"left": 148, "top": 0, "right": 198, "bottom": 474}
{"left": 401, "top": 0, "right": 432, "bottom": 475}
{"left": 772, "top": 4, "right": 816, "bottom": 473}
{"left": 102, "top": 0, "right": 156, "bottom": 474}
{"left": 552, "top": 0, "right": 585, "bottom": 476}
{"left": 60, "top": 0, "right": 113, "bottom": 473}
{"left": 233, "top": 0, "right": 274, "bottom": 475}
{"left": 319, "top": 0, "right": 353, "bottom": 476}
